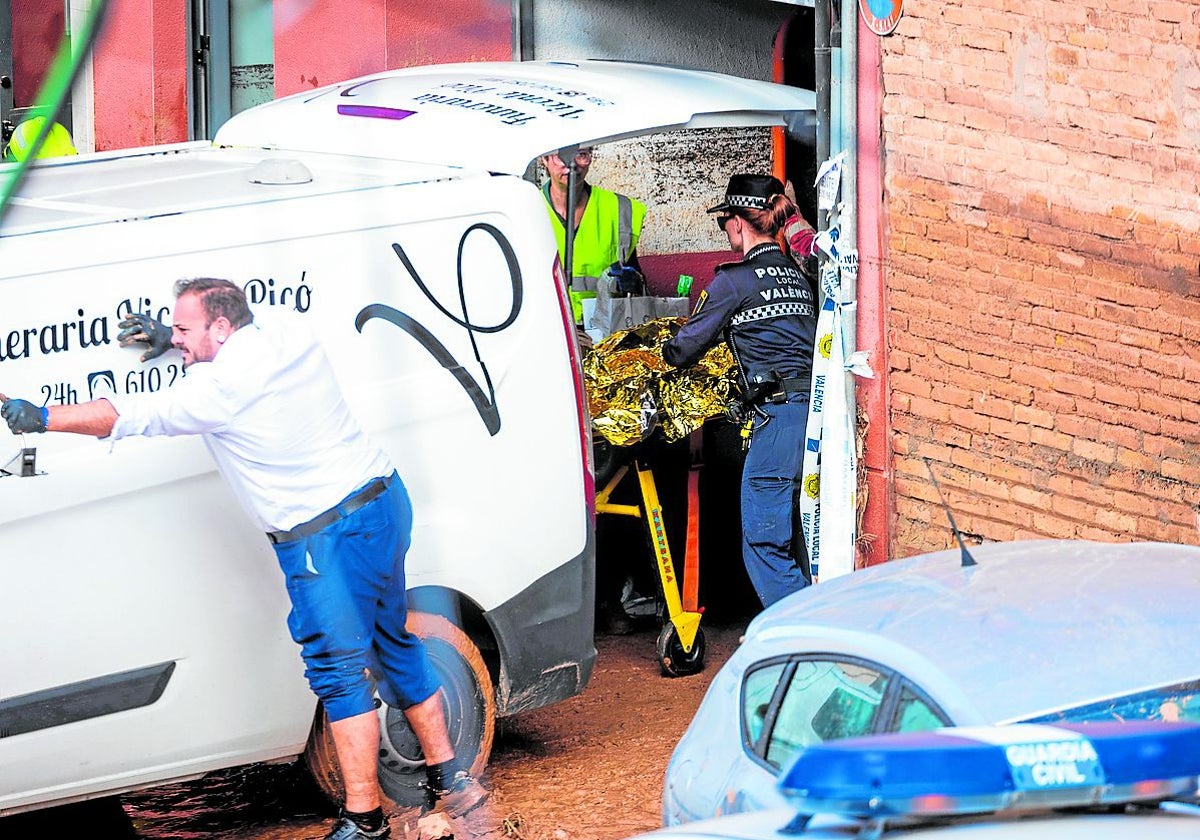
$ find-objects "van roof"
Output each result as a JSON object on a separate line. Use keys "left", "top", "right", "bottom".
{"left": 0, "top": 146, "right": 461, "bottom": 238}
{"left": 214, "top": 60, "right": 817, "bottom": 175}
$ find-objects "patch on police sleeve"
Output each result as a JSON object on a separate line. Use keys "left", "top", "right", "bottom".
{"left": 692, "top": 290, "right": 708, "bottom": 316}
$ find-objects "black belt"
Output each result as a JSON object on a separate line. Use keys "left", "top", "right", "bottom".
{"left": 267, "top": 473, "right": 394, "bottom": 545}
{"left": 753, "top": 374, "right": 812, "bottom": 407}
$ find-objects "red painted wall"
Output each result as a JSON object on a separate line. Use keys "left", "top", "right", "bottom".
{"left": 275, "top": 0, "right": 511, "bottom": 96}
{"left": 857, "top": 18, "right": 889, "bottom": 566}
{"left": 89, "top": 1, "right": 510, "bottom": 151}
{"left": 93, "top": 0, "right": 188, "bottom": 149}
{"left": 12, "top": 0, "right": 63, "bottom": 108}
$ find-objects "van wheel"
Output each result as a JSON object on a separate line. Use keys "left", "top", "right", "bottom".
{"left": 303, "top": 611, "right": 496, "bottom": 809}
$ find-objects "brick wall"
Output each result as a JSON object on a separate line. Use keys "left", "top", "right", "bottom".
{"left": 880, "top": 0, "right": 1200, "bottom": 555}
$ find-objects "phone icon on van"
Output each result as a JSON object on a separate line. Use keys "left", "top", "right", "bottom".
{"left": 87, "top": 370, "right": 117, "bottom": 400}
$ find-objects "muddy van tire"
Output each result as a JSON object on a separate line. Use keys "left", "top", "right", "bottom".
{"left": 303, "top": 611, "right": 496, "bottom": 809}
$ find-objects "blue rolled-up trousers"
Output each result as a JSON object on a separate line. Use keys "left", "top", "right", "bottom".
{"left": 271, "top": 473, "right": 441, "bottom": 721}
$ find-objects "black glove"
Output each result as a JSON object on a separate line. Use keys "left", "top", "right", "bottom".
{"left": 1, "top": 397, "right": 48, "bottom": 434}
{"left": 117, "top": 313, "right": 173, "bottom": 362}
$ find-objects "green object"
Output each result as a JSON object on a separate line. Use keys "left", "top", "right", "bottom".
{"left": 677, "top": 274, "right": 694, "bottom": 297}
{"left": 0, "top": 0, "right": 110, "bottom": 223}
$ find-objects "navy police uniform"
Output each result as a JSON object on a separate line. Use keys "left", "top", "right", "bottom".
{"left": 663, "top": 176, "right": 818, "bottom": 608}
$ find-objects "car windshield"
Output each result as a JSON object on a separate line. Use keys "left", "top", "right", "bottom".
{"left": 1019, "top": 678, "right": 1200, "bottom": 725}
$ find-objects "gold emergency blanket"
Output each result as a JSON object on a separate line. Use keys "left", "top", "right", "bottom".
{"left": 583, "top": 318, "right": 737, "bottom": 447}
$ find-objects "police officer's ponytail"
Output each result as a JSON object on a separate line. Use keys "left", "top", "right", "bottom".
{"left": 737, "top": 192, "right": 799, "bottom": 239}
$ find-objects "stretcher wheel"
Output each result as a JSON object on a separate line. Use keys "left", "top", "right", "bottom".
{"left": 656, "top": 623, "right": 706, "bottom": 677}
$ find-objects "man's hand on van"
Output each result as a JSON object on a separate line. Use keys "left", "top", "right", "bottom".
{"left": 118, "top": 313, "right": 174, "bottom": 362}
{"left": 0, "top": 395, "right": 48, "bottom": 434}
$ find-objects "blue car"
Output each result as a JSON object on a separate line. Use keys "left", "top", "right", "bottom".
{"left": 663, "top": 540, "right": 1200, "bottom": 826}
{"left": 646, "top": 721, "right": 1200, "bottom": 838}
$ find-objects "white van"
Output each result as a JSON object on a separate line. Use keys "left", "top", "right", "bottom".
{"left": 0, "top": 60, "right": 813, "bottom": 815}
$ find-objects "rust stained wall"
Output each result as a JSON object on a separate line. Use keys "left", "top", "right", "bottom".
{"left": 93, "top": 0, "right": 188, "bottom": 149}
{"left": 881, "top": 1, "right": 1200, "bottom": 555}
{"left": 274, "top": 0, "right": 510, "bottom": 97}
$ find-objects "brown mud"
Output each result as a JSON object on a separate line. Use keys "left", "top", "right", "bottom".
{"left": 3, "top": 621, "right": 747, "bottom": 840}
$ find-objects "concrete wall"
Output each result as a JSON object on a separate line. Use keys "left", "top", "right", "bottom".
{"left": 527, "top": 0, "right": 799, "bottom": 258}
{"left": 525, "top": 0, "right": 790, "bottom": 79}
{"left": 880, "top": 0, "right": 1200, "bottom": 554}
{"left": 586, "top": 128, "right": 773, "bottom": 256}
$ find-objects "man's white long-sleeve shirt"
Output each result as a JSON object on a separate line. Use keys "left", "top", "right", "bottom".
{"left": 109, "top": 312, "right": 392, "bottom": 532}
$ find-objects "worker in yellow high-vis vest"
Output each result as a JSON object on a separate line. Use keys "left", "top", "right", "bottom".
{"left": 542, "top": 146, "right": 649, "bottom": 636}
{"left": 541, "top": 147, "right": 647, "bottom": 334}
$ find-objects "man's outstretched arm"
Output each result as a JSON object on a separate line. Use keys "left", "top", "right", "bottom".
{"left": 0, "top": 394, "right": 118, "bottom": 437}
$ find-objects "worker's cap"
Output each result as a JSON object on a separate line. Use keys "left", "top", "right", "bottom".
{"left": 706, "top": 173, "right": 786, "bottom": 214}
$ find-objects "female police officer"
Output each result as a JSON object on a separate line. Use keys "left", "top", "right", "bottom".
{"left": 663, "top": 174, "right": 818, "bottom": 608}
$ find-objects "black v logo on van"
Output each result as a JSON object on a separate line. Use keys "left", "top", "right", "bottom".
{"left": 354, "top": 223, "right": 523, "bottom": 437}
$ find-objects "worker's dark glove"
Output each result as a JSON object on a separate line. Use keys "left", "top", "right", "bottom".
{"left": 1, "top": 397, "right": 48, "bottom": 434}
{"left": 117, "top": 313, "right": 173, "bottom": 362}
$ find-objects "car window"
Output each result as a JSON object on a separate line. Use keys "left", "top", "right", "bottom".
{"left": 764, "top": 660, "right": 886, "bottom": 771}
{"left": 1020, "top": 678, "right": 1200, "bottom": 725}
{"left": 894, "top": 685, "right": 949, "bottom": 732}
{"left": 743, "top": 661, "right": 788, "bottom": 749}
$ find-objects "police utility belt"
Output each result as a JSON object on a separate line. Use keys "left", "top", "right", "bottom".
{"left": 745, "top": 375, "right": 811, "bottom": 408}
{"left": 267, "top": 473, "right": 395, "bottom": 544}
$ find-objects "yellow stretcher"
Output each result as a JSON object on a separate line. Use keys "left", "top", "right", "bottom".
{"left": 594, "top": 431, "right": 706, "bottom": 677}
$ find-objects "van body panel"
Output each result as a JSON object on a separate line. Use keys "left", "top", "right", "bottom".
{"left": 0, "top": 147, "right": 462, "bottom": 240}
{"left": 485, "top": 536, "right": 597, "bottom": 716}
{"left": 213, "top": 60, "right": 817, "bottom": 175}
{"left": 0, "top": 145, "right": 592, "bottom": 813}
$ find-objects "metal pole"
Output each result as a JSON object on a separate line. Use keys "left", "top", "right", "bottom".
{"left": 840, "top": 0, "right": 858, "bottom": 359}
{"left": 815, "top": 0, "right": 832, "bottom": 233}
{"left": 511, "top": 0, "right": 534, "bottom": 61}
{"left": 559, "top": 147, "right": 580, "bottom": 297}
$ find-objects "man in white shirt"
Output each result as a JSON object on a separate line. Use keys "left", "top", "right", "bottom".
{"left": 1, "top": 278, "right": 486, "bottom": 840}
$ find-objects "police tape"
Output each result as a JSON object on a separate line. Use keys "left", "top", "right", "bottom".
{"left": 798, "top": 262, "right": 838, "bottom": 579}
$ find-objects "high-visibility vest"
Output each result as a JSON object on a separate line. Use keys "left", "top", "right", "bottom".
{"left": 5, "top": 117, "right": 78, "bottom": 162}
{"left": 543, "top": 184, "right": 646, "bottom": 323}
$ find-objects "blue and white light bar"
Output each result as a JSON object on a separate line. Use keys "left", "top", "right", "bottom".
{"left": 779, "top": 721, "right": 1200, "bottom": 820}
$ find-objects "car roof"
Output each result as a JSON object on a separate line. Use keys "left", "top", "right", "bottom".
{"left": 744, "top": 540, "right": 1200, "bottom": 723}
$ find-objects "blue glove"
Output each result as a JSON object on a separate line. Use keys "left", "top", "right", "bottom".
{"left": 117, "top": 313, "right": 173, "bottom": 362}
{"left": 1, "top": 398, "right": 48, "bottom": 434}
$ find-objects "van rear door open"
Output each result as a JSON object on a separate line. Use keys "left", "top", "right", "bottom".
{"left": 212, "top": 59, "right": 816, "bottom": 174}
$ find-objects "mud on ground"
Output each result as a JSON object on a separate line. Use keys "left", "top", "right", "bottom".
{"left": 34, "top": 621, "right": 747, "bottom": 840}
